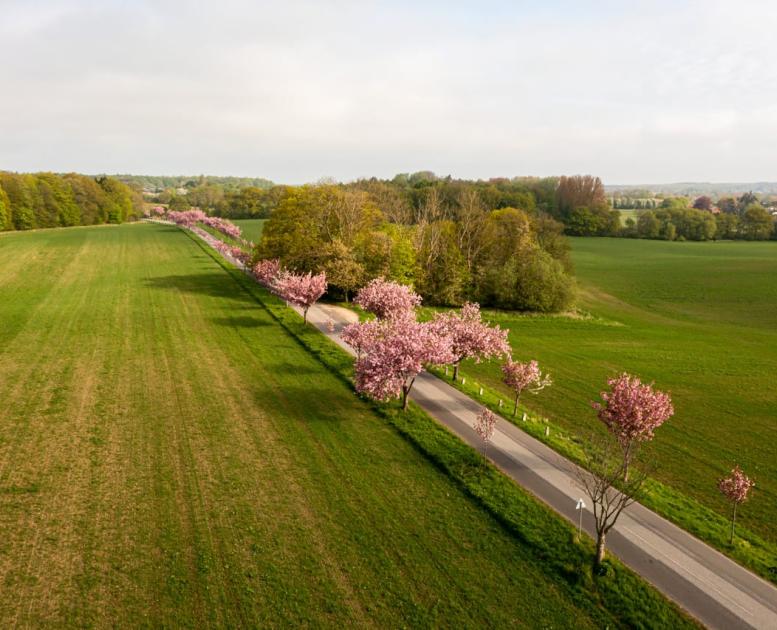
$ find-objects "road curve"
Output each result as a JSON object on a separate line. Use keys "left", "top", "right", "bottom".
{"left": 304, "top": 302, "right": 777, "bottom": 630}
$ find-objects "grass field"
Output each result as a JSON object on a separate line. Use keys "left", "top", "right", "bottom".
{"left": 233, "top": 219, "right": 265, "bottom": 243}
{"left": 457, "top": 238, "right": 777, "bottom": 545}
{"left": 0, "top": 224, "right": 688, "bottom": 627}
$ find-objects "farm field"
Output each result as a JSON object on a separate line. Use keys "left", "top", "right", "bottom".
{"left": 459, "top": 237, "right": 777, "bottom": 542}
{"left": 233, "top": 218, "right": 266, "bottom": 243}
{"left": 0, "top": 224, "right": 636, "bottom": 628}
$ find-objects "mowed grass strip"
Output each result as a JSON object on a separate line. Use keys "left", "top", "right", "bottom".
{"left": 0, "top": 224, "right": 611, "bottom": 627}
{"left": 455, "top": 237, "right": 777, "bottom": 546}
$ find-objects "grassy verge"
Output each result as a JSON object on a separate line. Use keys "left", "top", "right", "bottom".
{"left": 189, "top": 231, "right": 698, "bottom": 629}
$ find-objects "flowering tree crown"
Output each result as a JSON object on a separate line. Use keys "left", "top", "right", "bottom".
{"left": 275, "top": 271, "right": 328, "bottom": 310}
{"left": 592, "top": 373, "right": 673, "bottom": 447}
{"left": 502, "top": 359, "right": 552, "bottom": 396}
{"left": 253, "top": 259, "right": 282, "bottom": 288}
{"left": 718, "top": 466, "right": 754, "bottom": 504}
{"left": 354, "top": 317, "right": 455, "bottom": 403}
{"left": 354, "top": 278, "right": 422, "bottom": 320}
{"left": 431, "top": 303, "right": 510, "bottom": 365}
{"left": 474, "top": 408, "right": 497, "bottom": 444}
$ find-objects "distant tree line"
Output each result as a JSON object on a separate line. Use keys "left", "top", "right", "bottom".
{"left": 255, "top": 175, "right": 575, "bottom": 312}
{"left": 621, "top": 194, "right": 777, "bottom": 242}
{"left": 0, "top": 172, "right": 142, "bottom": 231}
{"left": 117, "top": 174, "right": 274, "bottom": 193}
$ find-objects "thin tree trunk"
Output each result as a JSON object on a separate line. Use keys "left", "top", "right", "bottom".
{"left": 453, "top": 363, "right": 460, "bottom": 381}
{"left": 513, "top": 394, "right": 519, "bottom": 417}
{"left": 402, "top": 377, "right": 416, "bottom": 411}
{"left": 730, "top": 503, "right": 737, "bottom": 544}
{"left": 303, "top": 307, "right": 308, "bottom": 324}
{"left": 595, "top": 532, "right": 606, "bottom": 567}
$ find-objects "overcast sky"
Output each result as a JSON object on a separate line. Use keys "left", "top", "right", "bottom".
{"left": 1, "top": 0, "right": 776, "bottom": 184}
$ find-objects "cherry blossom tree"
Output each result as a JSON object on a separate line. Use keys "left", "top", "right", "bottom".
{"left": 501, "top": 359, "right": 552, "bottom": 417}
{"left": 592, "top": 373, "right": 673, "bottom": 481}
{"left": 718, "top": 465, "right": 754, "bottom": 544}
{"left": 340, "top": 320, "right": 382, "bottom": 359}
{"left": 354, "top": 278, "right": 422, "bottom": 320}
{"left": 274, "top": 271, "right": 327, "bottom": 323}
{"left": 253, "top": 258, "right": 282, "bottom": 289}
{"left": 354, "top": 317, "right": 454, "bottom": 410}
{"left": 575, "top": 434, "right": 649, "bottom": 568}
{"left": 432, "top": 302, "right": 510, "bottom": 381}
{"left": 474, "top": 408, "right": 497, "bottom": 458}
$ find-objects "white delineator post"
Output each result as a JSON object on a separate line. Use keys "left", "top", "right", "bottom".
{"left": 575, "top": 498, "right": 586, "bottom": 540}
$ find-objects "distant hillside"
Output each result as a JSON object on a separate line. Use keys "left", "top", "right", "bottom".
{"left": 606, "top": 182, "right": 777, "bottom": 197}
{"left": 113, "top": 174, "right": 274, "bottom": 193}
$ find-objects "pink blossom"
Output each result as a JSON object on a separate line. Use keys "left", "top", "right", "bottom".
{"left": 718, "top": 465, "right": 754, "bottom": 543}
{"left": 354, "top": 278, "right": 422, "bottom": 320}
{"left": 474, "top": 408, "right": 497, "bottom": 450}
{"left": 253, "top": 259, "right": 282, "bottom": 288}
{"left": 167, "top": 209, "right": 207, "bottom": 226}
{"left": 431, "top": 303, "right": 510, "bottom": 380}
{"left": 202, "top": 215, "right": 242, "bottom": 240}
{"left": 340, "top": 320, "right": 382, "bottom": 358}
{"left": 502, "top": 359, "right": 552, "bottom": 416}
{"left": 274, "top": 270, "right": 328, "bottom": 323}
{"left": 354, "top": 317, "right": 455, "bottom": 410}
{"left": 718, "top": 466, "right": 754, "bottom": 505}
{"left": 592, "top": 373, "right": 673, "bottom": 448}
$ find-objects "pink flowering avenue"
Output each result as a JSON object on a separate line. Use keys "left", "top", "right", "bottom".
{"left": 593, "top": 373, "right": 673, "bottom": 479}
{"left": 432, "top": 302, "right": 510, "bottom": 381}
{"left": 474, "top": 408, "right": 497, "bottom": 456}
{"left": 718, "top": 465, "right": 754, "bottom": 543}
{"left": 274, "top": 271, "right": 328, "bottom": 323}
{"left": 354, "top": 317, "right": 455, "bottom": 410}
{"left": 354, "top": 278, "right": 422, "bottom": 320}
{"left": 501, "top": 359, "right": 552, "bottom": 417}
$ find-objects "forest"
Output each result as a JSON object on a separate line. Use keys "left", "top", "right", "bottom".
{"left": 0, "top": 172, "right": 142, "bottom": 230}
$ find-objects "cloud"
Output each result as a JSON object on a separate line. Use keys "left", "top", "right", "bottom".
{"left": 1, "top": 0, "right": 776, "bottom": 183}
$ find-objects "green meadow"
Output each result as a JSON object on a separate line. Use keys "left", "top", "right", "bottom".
{"left": 233, "top": 218, "right": 266, "bottom": 243}
{"left": 458, "top": 238, "right": 777, "bottom": 545}
{"left": 0, "top": 225, "right": 691, "bottom": 627}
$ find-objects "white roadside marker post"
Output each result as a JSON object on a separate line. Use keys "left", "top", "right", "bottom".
{"left": 575, "top": 498, "right": 586, "bottom": 540}
{"left": 479, "top": 387, "right": 483, "bottom": 396}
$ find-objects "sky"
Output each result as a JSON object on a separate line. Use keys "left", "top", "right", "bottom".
{"left": 1, "top": 0, "right": 776, "bottom": 185}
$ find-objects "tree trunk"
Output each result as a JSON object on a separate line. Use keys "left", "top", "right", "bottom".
{"left": 595, "top": 532, "right": 606, "bottom": 567}
{"left": 730, "top": 503, "right": 737, "bottom": 544}
{"left": 402, "top": 378, "right": 416, "bottom": 411}
{"left": 452, "top": 363, "right": 460, "bottom": 382}
{"left": 513, "top": 394, "right": 519, "bottom": 417}
{"left": 303, "top": 307, "right": 308, "bottom": 324}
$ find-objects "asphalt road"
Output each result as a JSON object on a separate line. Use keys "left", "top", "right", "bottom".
{"left": 305, "top": 302, "right": 777, "bottom": 630}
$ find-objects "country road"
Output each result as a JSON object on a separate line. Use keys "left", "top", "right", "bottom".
{"left": 303, "top": 301, "right": 777, "bottom": 630}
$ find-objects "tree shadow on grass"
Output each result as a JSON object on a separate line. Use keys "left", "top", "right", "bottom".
{"left": 211, "top": 316, "right": 270, "bottom": 328}
{"left": 145, "top": 273, "right": 255, "bottom": 303}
